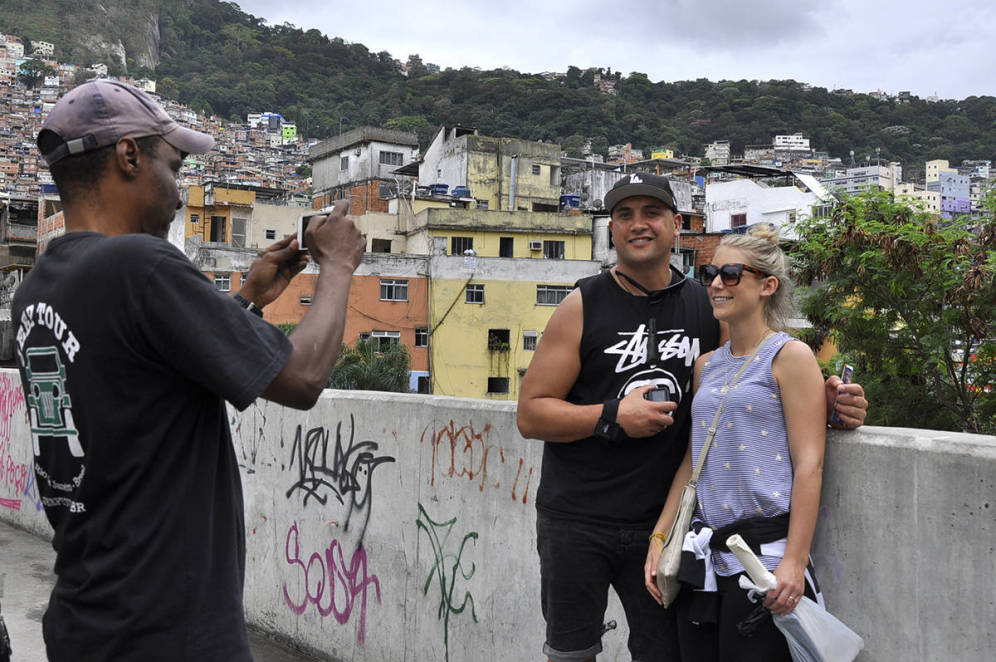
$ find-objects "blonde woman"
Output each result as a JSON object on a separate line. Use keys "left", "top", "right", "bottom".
{"left": 644, "top": 225, "right": 826, "bottom": 661}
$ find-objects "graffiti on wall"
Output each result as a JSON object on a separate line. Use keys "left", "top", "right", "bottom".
{"left": 416, "top": 502, "right": 479, "bottom": 662}
{"left": 282, "top": 520, "right": 382, "bottom": 646}
{"left": 0, "top": 372, "right": 40, "bottom": 511}
{"left": 420, "top": 419, "right": 536, "bottom": 505}
{"left": 229, "top": 402, "right": 269, "bottom": 473}
{"left": 284, "top": 414, "right": 396, "bottom": 545}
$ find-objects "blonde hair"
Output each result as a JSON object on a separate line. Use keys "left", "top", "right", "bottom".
{"left": 719, "top": 224, "right": 794, "bottom": 330}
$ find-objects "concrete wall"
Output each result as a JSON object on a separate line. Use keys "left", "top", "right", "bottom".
{"left": 1, "top": 370, "right": 993, "bottom": 661}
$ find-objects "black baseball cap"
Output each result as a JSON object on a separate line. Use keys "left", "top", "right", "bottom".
{"left": 38, "top": 79, "right": 214, "bottom": 167}
{"left": 603, "top": 173, "right": 679, "bottom": 215}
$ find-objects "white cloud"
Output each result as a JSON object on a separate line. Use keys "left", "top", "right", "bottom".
{"left": 232, "top": 0, "right": 996, "bottom": 99}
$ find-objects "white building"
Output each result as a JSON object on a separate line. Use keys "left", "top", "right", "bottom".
{"left": 31, "top": 41, "right": 54, "bottom": 56}
{"left": 774, "top": 134, "right": 811, "bottom": 151}
{"left": 705, "top": 172, "right": 833, "bottom": 238}
{"left": 309, "top": 126, "right": 419, "bottom": 193}
{"left": 704, "top": 140, "right": 731, "bottom": 166}
{"left": 820, "top": 163, "right": 902, "bottom": 195}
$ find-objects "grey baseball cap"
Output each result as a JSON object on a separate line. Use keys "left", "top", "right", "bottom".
{"left": 603, "top": 172, "right": 679, "bottom": 215}
{"left": 38, "top": 79, "right": 214, "bottom": 167}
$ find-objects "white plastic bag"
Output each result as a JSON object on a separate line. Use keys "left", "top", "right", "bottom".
{"left": 737, "top": 576, "right": 864, "bottom": 662}
{"left": 728, "top": 535, "right": 864, "bottom": 662}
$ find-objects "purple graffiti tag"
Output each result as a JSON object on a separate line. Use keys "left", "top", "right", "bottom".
{"left": 282, "top": 521, "right": 382, "bottom": 645}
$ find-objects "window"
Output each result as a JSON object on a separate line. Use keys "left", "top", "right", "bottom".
{"left": 731, "top": 213, "right": 747, "bottom": 228}
{"left": 537, "top": 285, "right": 571, "bottom": 306}
{"left": 210, "top": 215, "right": 226, "bottom": 242}
{"left": 214, "top": 274, "right": 231, "bottom": 292}
{"left": 379, "top": 151, "right": 404, "bottom": 166}
{"left": 523, "top": 330, "right": 538, "bottom": 351}
{"left": 487, "top": 329, "right": 510, "bottom": 351}
{"left": 487, "top": 377, "right": 510, "bottom": 394}
{"left": 415, "top": 328, "right": 428, "bottom": 347}
{"left": 241, "top": 272, "right": 247, "bottom": 286}
{"left": 531, "top": 164, "right": 541, "bottom": 175}
{"left": 190, "top": 213, "right": 200, "bottom": 225}
{"left": 340, "top": 156, "right": 349, "bottom": 170}
{"left": 549, "top": 165, "right": 561, "bottom": 186}
{"left": 365, "top": 330, "right": 401, "bottom": 351}
{"left": 543, "top": 240, "right": 565, "bottom": 259}
{"left": 265, "top": 228, "right": 276, "bottom": 240}
{"left": 380, "top": 279, "right": 409, "bottom": 301}
{"left": 451, "top": 236, "right": 474, "bottom": 255}
{"left": 378, "top": 182, "right": 397, "bottom": 199}
{"left": 466, "top": 283, "right": 484, "bottom": 304}
{"left": 499, "top": 236, "right": 514, "bottom": 257}
{"left": 417, "top": 376, "right": 431, "bottom": 394}
{"left": 371, "top": 238, "right": 392, "bottom": 253}
{"left": 231, "top": 218, "right": 246, "bottom": 248}
{"left": 476, "top": 199, "right": 489, "bottom": 210}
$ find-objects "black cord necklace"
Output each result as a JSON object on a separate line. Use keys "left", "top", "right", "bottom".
{"left": 615, "top": 269, "right": 672, "bottom": 304}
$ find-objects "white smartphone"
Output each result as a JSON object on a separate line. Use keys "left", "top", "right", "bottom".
{"left": 297, "top": 205, "right": 340, "bottom": 250}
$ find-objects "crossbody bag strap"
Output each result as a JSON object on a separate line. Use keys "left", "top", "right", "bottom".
{"left": 688, "top": 331, "right": 774, "bottom": 485}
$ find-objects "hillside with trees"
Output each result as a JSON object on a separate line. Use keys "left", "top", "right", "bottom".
{"left": 3, "top": 0, "right": 995, "bottom": 169}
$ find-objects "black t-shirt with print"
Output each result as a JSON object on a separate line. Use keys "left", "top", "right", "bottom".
{"left": 535, "top": 267, "right": 720, "bottom": 527}
{"left": 12, "top": 232, "right": 292, "bottom": 661}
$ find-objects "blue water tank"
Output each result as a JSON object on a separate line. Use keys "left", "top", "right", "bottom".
{"left": 429, "top": 183, "right": 449, "bottom": 195}
{"left": 451, "top": 186, "right": 471, "bottom": 198}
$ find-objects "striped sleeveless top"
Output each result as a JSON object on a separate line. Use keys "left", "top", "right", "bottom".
{"left": 690, "top": 331, "right": 794, "bottom": 576}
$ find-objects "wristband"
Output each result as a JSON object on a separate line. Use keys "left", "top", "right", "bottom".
{"left": 595, "top": 399, "right": 624, "bottom": 442}
{"left": 234, "top": 293, "right": 263, "bottom": 317}
{"left": 649, "top": 531, "right": 668, "bottom": 547}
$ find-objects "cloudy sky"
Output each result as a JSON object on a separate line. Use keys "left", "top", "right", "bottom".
{"left": 233, "top": 0, "right": 995, "bottom": 100}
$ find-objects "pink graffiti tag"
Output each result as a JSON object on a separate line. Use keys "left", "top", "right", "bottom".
{"left": 282, "top": 521, "right": 381, "bottom": 645}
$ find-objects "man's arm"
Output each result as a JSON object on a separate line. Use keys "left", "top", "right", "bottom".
{"left": 259, "top": 201, "right": 365, "bottom": 409}
{"left": 720, "top": 320, "right": 870, "bottom": 429}
{"left": 516, "top": 288, "right": 676, "bottom": 442}
{"left": 237, "top": 234, "right": 310, "bottom": 309}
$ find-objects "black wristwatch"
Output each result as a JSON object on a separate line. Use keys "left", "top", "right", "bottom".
{"left": 595, "top": 399, "right": 624, "bottom": 443}
{"left": 233, "top": 293, "right": 263, "bottom": 317}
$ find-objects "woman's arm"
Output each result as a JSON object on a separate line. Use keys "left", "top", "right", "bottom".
{"left": 643, "top": 351, "right": 711, "bottom": 604}
{"left": 767, "top": 340, "right": 827, "bottom": 615}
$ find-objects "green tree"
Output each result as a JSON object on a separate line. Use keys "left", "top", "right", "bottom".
{"left": 792, "top": 191, "right": 995, "bottom": 434}
{"left": 17, "top": 58, "right": 54, "bottom": 88}
{"left": 329, "top": 338, "right": 411, "bottom": 393}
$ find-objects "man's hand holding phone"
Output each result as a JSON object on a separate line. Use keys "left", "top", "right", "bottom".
{"left": 300, "top": 200, "right": 365, "bottom": 273}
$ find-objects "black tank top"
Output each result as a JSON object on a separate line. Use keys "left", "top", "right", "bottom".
{"left": 535, "top": 267, "right": 720, "bottom": 526}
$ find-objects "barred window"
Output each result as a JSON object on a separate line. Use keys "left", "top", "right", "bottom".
{"left": 379, "top": 151, "right": 404, "bottom": 166}
{"left": 451, "top": 236, "right": 474, "bottom": 255}
{"left": 466, "top": 283, "right": 484, "bottom": 304}
{"left": 536, "top": 285, "right": 571, "bottom": 306}
{"left": 380, "top": 279, "right": 409, "bottom": 301}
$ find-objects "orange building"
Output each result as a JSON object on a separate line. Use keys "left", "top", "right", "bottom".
{"left": 201, "top": 253, "right": 430, "bottom": 390}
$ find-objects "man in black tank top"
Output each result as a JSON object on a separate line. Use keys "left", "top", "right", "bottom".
{"left": 517, "top": 174, "right": 868, "bottom": 662}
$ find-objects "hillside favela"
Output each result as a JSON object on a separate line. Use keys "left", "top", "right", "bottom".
{"left": 0, "top": 1, "right": 993, "bottom": 662}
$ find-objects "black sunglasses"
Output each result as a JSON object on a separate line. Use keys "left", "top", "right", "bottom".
{"left": 697, "top": 263, "right": 769, "bottom": 287}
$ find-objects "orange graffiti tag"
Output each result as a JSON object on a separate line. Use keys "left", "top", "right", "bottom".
{"left": 420, "top": 420, "right": 535, "bottom": 504}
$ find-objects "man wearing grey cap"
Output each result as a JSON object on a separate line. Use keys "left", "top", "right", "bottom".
{"left": 517, "top": 173, "right": 867, "bottom": 661}
{"left": 13, "top": 80, "right": 365, "bottom": 661}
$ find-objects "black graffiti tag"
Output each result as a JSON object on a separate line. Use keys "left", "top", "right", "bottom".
{"left": 285, "top": 414, "right": 395, "bottom": 538}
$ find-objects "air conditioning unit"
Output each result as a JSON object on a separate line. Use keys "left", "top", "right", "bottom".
{"left": 528, "top": 240, "right": 543, "bottom": 251}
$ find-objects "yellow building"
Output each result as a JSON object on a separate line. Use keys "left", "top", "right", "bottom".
{"left": 410, "top": 206, "right": 599, "bottom": 399}
{"left": 427, "top": 256, "right": 601, "bottom": 400}
{"left": 185, "top": 183, "right": 256, "bottom": 245}
{"left": 420, "top": 126, "right": 562, "bottom": 212}
{"left": 405, "top": 208, "right": 591, "bottom": 259}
